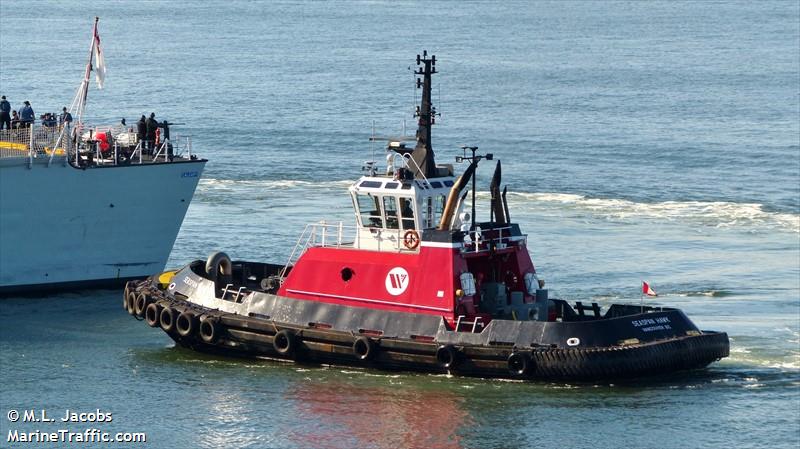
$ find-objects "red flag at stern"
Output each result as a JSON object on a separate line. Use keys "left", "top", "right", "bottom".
{"left": 642, "top": 281, "right": 658, "bottom": 297}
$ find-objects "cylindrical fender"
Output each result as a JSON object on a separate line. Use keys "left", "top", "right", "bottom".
{"left": 436, "top": 344, "right": 459, "bottom": 369}
{"left": 273, "top": 329, "right": 296, "bottom": 356}
{"left": 176, "top": 311, "right": 197, "bottom": 337}
{"left": 159, "top": 307, "right": 176, "bottom": 333}
{"left": 126, "top": 291, "right": 137, "bottom": 315}
{"left": 352, "top": 336, "right": 376, "bottom": 361}
{"left": 134, "top": 292, "right": 149, "bottom": 317}
{"left": 206, "top": 251, "right": 233, "bottom": 292}
{"left": 199, "top": 317, "right": 220, "bottom": 343}
{"left": 145, "top": 303, "right": 162, "bottom": 328}
{"left": 507, "top": 352, "right": 532, "bottom": 376}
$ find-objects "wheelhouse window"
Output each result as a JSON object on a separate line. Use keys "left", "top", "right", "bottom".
{"left": 357, "top": 194, "right": 383, "bottom": 228}
{"left": 383, "top": 196, "right": 399, "bottom": 229}
{"left": 399, "top": 197, "right": 415, "bottom": 230}
{"left": 421, "top": 194, "right": 446, "bottom": 229}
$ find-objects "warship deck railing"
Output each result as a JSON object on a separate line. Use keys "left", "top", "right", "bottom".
{"left": 0, "top": 124, "right": 193, "bottom": 166}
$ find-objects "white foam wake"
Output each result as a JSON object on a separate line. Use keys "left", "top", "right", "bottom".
{"left": 200, "top": 178, "right": 352, "bottom": 190}
{"left": 507, "top": 192, "right": 799, "bottom": 233}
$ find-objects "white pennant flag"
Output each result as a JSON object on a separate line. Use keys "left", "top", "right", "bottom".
{"left": 93, "top": 24, "right": 107, "bottom": 89}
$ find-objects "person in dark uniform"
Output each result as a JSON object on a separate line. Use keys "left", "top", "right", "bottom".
{"left": 19, "top": 101, "right": 35, "bottom": 128}
{"left": 136, "top": 115, "right": 146, "bottom": 151}
{"left": 145, "top": 112, "right": 158, "bottom": 152}
{"left": 59, "top": 107, "right": 73, "bottom": 127}
{"left": 0, "top": 96, "right": 11, "bottom": 130}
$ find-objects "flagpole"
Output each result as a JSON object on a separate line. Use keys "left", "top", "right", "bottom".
{"left": 77, "top": 17, "right": 99, "bottom": 127}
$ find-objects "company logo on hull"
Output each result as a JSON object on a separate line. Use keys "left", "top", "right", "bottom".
{"left": 385, "top": 267, "right": 409, "bottom": 296}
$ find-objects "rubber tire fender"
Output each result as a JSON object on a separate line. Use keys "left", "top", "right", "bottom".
{"left": 273, "top": 329, "right": 296, "bottom": 356}
{"left": 145, "top": 303, "right": 162, "bottom": 328}
{"left": 199, "top": 317, "right": 220, "bottom": 344}
{"left": 176, "top": 311, "right": 197, "bottom": 337}
{"left": 353, "top": 336, "right": 376, "bottom": 361}
{"left": 436, "top": 345, "right": 460, "bottom": 369}
{"left": 126, "top": 291, "right": 137, "bottom": 315}
{"left": 206, "top": 251, "right": 233, "bottom": 290}
{"left": 134, "top": 292, "right": 150, "bottom": 317}
{"left": 159, "top": 307, "right": 177, "bottom": 333}
{"left": 508, "top": 352, "right": 532, "bottom": 376}
{"left": 123, "top": 285, "right": 131, "bottom": 311}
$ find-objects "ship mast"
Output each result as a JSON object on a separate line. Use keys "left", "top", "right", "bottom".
{"left": 409, "top": 51, "right": 437, "bottom": 179}
{"left": 68, "top": 17, "right": 100, "bottom": 130}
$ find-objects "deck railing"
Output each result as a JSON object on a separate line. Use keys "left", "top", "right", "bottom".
{"left": 0, "top": 125, "right": 74, "bottom": 163}
{"left": 279, "top": 221, "right": 415, "bottom": 281}
{"left": 0, "top": 124, "right": 193, "bottom": 166}
{"left": 461, "top": 225, "right": 527, "bottom": 253}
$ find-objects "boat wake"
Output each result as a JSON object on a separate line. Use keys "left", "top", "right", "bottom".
{"left": 507, "top": 192, "right": 799, "bottom": 233}
{"left": 197, "top": 179, "right": 799, "bottom": 233}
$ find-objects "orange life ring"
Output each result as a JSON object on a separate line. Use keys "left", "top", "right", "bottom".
{"left": 155, "top": 128, "right": 161, "bottom": 147}
{"left": 403, "top": 230, "right": 420, "bottom": 250}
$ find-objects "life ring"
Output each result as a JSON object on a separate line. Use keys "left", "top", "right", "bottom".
{"left": 273, "top": 329, "right": 296, "bottom": 356}
{"left": 159, "top": 307, "right": 176, "bottom": 332}
{"left": 507, "top": 352, "right": 531, "bottom": 376}
{"left": 155, "top": 128, "right": 161, "bottom": 147}
{"left": 352, "top": 336, "right": 376, "bottom": 361}
{"left": 145, "top": 303, "right": 162, "bottom": 328}
{"left": 176, "top": 311, "right": 197, "bottom": 337}
{"left": 436, "top": 345, "right": 459, "bottom": 369}
{"left": 199, "top": 317, "right": 220, "bottom": 343}
{"left": 403, "top": 229, "right": 420, "bottom": 250}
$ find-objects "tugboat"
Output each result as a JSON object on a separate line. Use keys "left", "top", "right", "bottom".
{"left": 124, "top": 52, "right": 729, "bottom": 380}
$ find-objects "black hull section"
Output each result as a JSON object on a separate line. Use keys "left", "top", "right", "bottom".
{"left": 126, "top": 280, "right": 730, "bottom": 381}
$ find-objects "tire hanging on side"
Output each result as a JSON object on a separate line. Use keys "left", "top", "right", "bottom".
{"left": 199, "top": 317, "right": 220, "bottom": 343}
{"left": 145, "top": 303, "right": 161, "bottom": 328}
{"left": 273, "top": 329, "right": 296, "bottom": 356}
{"left": 352, "top": 336, "right": 376, "bottom": 361}
{"left": 436, "top": 345, "right": 459, "bottom": 369}
{"left": 176, "top": 311, "right": 197, "bottom": 337}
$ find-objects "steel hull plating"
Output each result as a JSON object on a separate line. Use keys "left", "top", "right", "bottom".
{"left": 124, "top": 266, "right": 730, "bottom": 381}
{"left": 0, "top": 156, "right": 206, "bottom": 294}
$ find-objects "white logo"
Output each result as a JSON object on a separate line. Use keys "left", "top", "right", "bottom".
{"left": 385, "top": 267, "right": 410, "bottom": 296}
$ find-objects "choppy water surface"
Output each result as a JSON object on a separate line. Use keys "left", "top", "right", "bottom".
{"left": 1, "top": 1, "right": 799, "bottom": 448}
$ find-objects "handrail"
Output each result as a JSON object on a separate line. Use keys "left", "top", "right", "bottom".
{"left": 1, "top": 123, "right": 194, "bottom": 167}
{"left": 279, "top": 220, "right": 417, "bottom": 282}
{"left": 388, "top": 152, "right": 431, "bottom": 185}
{"left": 462, "top": 225, "right": 526, "bottom": 253}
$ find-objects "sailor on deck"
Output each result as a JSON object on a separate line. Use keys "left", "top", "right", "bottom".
{"left": 19, "top": 101, "right": 34, "bottom": 128}
{"left": 59, "top": 107, "right": 73, "bottom": 127}
{"left": 136, "top": 115, "right": 146, "bottom": 150}
{"left": 145, "top": 113, "right": 158, "bottom": 152}
{"left": 0, "top": 96, "right": 10, "bottom": 130}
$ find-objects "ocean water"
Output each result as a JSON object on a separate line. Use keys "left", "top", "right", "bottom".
{"left": 1, "top": 1, "right": 799, "bottom": 448}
